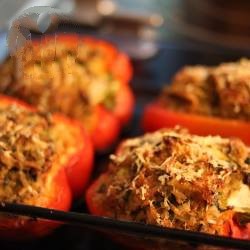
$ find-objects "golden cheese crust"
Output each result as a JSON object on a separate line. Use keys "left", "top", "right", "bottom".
{"left": 94, "top": 127, "right": 250, "bottom": 234}
{"left": 160, "top": 59, "right": 250, "bottom": 121}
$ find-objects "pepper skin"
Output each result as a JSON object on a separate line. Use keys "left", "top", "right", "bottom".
{"left": 142, "top": 102, "right": 250, "bottom": 145}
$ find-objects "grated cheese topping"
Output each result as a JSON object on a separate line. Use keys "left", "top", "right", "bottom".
{"left": 94, "top": 127, "right": 250, "bottom": 235}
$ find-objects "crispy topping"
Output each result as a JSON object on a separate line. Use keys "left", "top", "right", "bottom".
{"left": 95, "top": 127, "right": 250, "bottom": 234}
{"left": 160, "top": 59, "right": 250, "bottom": 121}
{"left": 0, "top": 105, "right": 55, "bottom": 204}
{"left": 0, "top": 39, "right": 120, "bottom": 123}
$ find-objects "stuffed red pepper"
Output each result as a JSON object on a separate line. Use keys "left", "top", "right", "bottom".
{"left": 0, "top": 95, "right": 94, "bottom": 198}
{"left": 142, "top": 59, "right": 250, "bottom": 145}
{"left": 0, "top": 99, "right": 70, "bottom": 239}
{"left": 86, "top": 127, "right": 250, "bottom": 240}
{"left": 0, "top": 34, "right": 134, "bottom": 150}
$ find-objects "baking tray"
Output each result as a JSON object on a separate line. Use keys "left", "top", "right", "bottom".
{"left": 0, "top": 25, "right": 250, "bottom": 250}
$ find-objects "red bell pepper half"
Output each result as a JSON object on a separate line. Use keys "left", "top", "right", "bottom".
{"left": 0, "top": 96, "right": 74, "bottom": 239}
{"left": 0, "top": 95, "right": 94, "bottom": 198}
{"left": 5, "top": 34, "right": 134, "bottom": 151}
{"left": 142, "top": 102, "right": 250, "bottom": 145}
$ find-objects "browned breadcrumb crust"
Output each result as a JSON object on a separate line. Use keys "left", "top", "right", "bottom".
{"left": 94, "top": 127, "right": 250, "bottom": 235}
{"left": 160, "top": 59, "right": 250, "bottom": 121}
{"left": 0, "top": 40, "right": 119, "bottom": 122}
{"left": 0, "top": 105, "right": 55, "bottom": 204}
